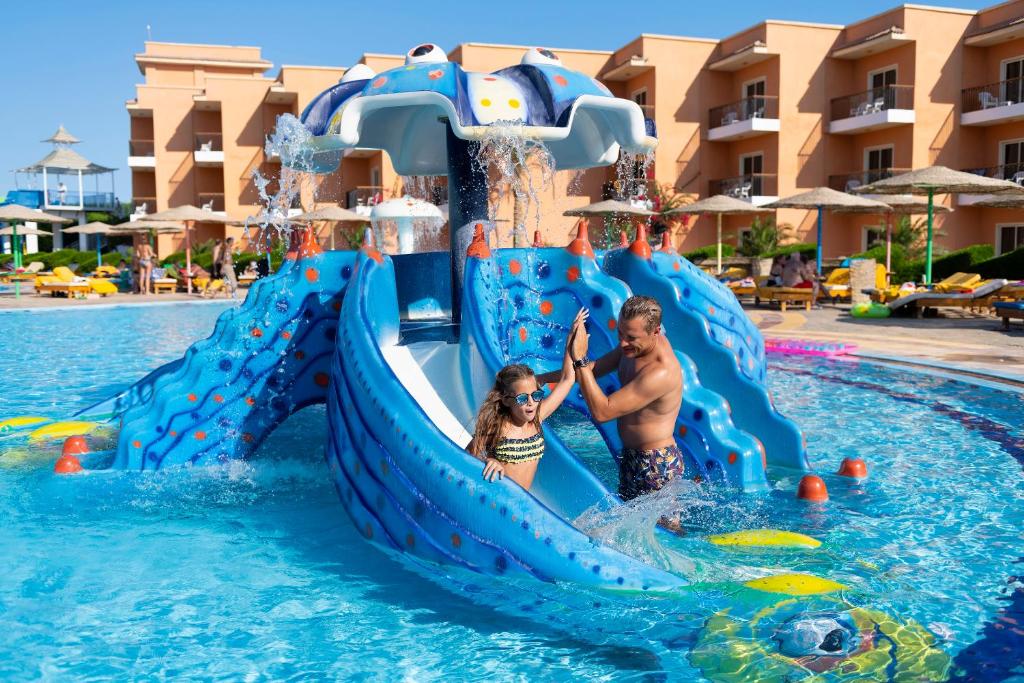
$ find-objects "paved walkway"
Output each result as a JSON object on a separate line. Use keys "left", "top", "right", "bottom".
{"left": 748, "top": 304, "right": 1024, "bottom": 384}
{"left": 0, "top": 291, "right": 235, "bottom": 310}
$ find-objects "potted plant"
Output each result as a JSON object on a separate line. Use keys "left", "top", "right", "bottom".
{"left": 736, "top": 216, "right": 779, "bottom": 276}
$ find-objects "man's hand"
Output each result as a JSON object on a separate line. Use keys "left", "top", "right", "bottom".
{"left": 570, "top": 307, "right": 590, "bottom": 361}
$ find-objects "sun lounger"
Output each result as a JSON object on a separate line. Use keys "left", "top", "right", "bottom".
{"left": 931, "top": 272, "right": 982, "bottom": 293}
{"left": 35, "top": 266, "right": 116, "bottom": 297}
{"left": 994, "top": 301, "right": 1024, "bottom": 330}
{"left": 886, "top": 278, "right": 1009, "bottom": 316}
{"left": 756, "top": 282, "right": 815, "bottom": 311}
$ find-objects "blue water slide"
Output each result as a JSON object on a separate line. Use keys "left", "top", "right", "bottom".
{"left": 112, "top": 251, "right": 356, "bottom": 470}
{"left": 325, "top": 247, "right": 685, "bottom": 590}
{"left": 461, "top": 243, "right": 768, "bottom": 493}
{"left": 603, "top": 246, "right": 809, "bottom": 473}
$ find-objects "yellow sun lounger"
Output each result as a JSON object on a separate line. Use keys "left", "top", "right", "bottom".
{"left": 36, "top": 266, "right": 116, "bottom": 297}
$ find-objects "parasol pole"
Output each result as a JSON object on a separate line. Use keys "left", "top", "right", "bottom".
{"left": 885, "top": 212, "right": 893, "bottom": 287}
{"left": 13, "top": 222, "right": 22, "bottom": 299}
{"left": 95, "top": 233, "right": 103, "bottom": 272}
{"left": 924, "top": 189, "right": 935, "bottom": 285}
{"left": 716, "top": 213, "right": 723, "bottom": 274}
{"left": 185, "top": 220, "right": 193, "bottom": 294}
{"left": 815, "top": 206, "right": 823, "bottom": 276}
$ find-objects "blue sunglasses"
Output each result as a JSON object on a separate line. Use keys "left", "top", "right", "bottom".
{"left": 508, "top": 390, "right": 545, "bottom": 405}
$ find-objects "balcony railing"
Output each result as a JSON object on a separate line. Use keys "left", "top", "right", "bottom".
{"left": 346, "top": 186, "right": 386, "bottom": 210}
{"left": 827, "top": 168, "right": 910, "bottom": 193}
{"left": 708, "top": 96, "right": 779, "bottom": 129}
{"left": 961, "top": 164, "right": 1024, "bottom": 185}
{"left": 194, "top": 132, "right": 223, "bottom": 152}
{"left": 197, "top": 193, "right": 226, "bottom": 212}
{"left": 45, "top": 190, "right": 117, "bottom": 210}
{"left": 962, "top": 78, "right": 1024, "bottom": 114}
{"left": 830, "top": 85, "right": 914, "bottom": 121}
{"left": 709, "top": 173, "right": 778, "bottom": 199}
{"left": 129, "top": 139, "right": 155, "bottom": 156}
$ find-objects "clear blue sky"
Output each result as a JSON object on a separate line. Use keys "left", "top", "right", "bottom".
{"left": 2, "top": 0, "right": 991, "bottom": 198}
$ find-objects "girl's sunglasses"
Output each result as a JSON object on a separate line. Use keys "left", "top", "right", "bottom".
{"left": 508, "top": 390, "right": 545, "bottom": 405}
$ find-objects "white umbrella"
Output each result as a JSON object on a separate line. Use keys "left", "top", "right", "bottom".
{"left": 141, "top": 205, "right": 242, "bottom": 293}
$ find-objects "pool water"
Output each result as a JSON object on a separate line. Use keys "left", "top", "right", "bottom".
{"left": 1, "top": 303, "right": 1022, "bottom": 680}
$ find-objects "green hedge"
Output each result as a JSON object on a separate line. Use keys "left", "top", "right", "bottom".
{"left": 766, "top": 242, "right": 817, "bottom": 260}
{"left": 852, "top": 243, "right": 998, "bottom": 283}
{"left": 975, "top": 247, "right": 1024, "bottom": 280}
{"left": 160, "top": 250, "right": 283, "bottom": 272}
{"left": 683, "top": 243, "right": 735, "bottom": 263}
{"left": 24, "top": 249, "right": 127, "bottom": 272}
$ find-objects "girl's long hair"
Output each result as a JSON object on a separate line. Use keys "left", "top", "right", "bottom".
{"left": 469, "top": 364, "right": 541, "bottom": 459}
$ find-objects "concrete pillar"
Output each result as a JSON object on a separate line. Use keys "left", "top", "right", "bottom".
{"left": 850, "top": 258, "right": 876, "bottom": 306}
{"left": 77, "top": 212, "right": 87, "bottom": 251}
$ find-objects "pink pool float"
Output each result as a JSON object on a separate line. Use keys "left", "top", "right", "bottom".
{"left": 764, "top": 338, "right": 858, "bottom": 357}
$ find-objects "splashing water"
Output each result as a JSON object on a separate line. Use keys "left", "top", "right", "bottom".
{"left": 614, "top": 150, "right": 653, "bottom": 201}
{"left": 475, "top": 121, "right": 555, "bottom": 247}
{"left": 245, "top": 114, "right": 318, "bottom": 252}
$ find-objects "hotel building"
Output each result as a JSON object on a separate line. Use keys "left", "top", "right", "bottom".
{"left": 127, "top": 0, "right": 1024, "bottom": 258}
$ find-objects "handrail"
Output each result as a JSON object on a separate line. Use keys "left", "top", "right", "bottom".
{"left": 830, "top": 84, "right": 913, "bottom": 121}
{"left": 827, "top": 168, "right": 910, "bottom": 192}
{"left": 709, "top": 96, "right": 779, "bottom": 129}
{"left": 962, "top": 77, "right": 1024, "bottom": 114}
{"left": 708, "top": 173, "right": 777, "bottom": 199}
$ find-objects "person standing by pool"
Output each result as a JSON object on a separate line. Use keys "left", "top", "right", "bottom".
{"left": 136, "top": 240, "right": 154, "bottom": 295}
{"left": 211, "top": 239, "right": 223, "bottom": 281}
{"left": 220, "top": 237, "right": 238, "bottom": 299}
{"left": 553, "top": 296, "right": 686, "bottom": 500}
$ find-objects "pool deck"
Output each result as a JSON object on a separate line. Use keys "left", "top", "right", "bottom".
{"left": 748, "top": 305, "right": 1024, "bottom": 386}
{"left": 0, "top": 292, "right": 235, "bottom": 310}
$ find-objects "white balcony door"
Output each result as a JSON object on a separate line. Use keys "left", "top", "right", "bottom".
{"left": 740, "top": 153, "right": 763, "bottom": 195}
{"left": 1001, "top": 140, "right": 1024, "bottom": 182}
{"left": 1001, "top": 58, "right": 1024, "bottom": 104}
{"left": 743, "top": 79, "right": 766, "bottom": 119}
{"left": 869, "top": 68, "right": 897, "bottom": 109}
{"left": 865, "top": 146, "right": 893, "bottom": 183}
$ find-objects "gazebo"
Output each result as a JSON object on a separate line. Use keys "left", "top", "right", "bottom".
{"left": 9, "top": 125, "right": 120, "bottom": 251}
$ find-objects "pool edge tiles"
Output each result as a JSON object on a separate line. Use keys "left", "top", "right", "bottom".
{"left": 0, "top": 299, "right": 239, "bottom": 316}
{"left": 852, "top": 351, "right": 1024, "bottom": 393}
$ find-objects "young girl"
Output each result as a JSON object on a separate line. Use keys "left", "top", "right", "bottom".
{"left": 467, "top": 310, "right": 586, "bottom": 490}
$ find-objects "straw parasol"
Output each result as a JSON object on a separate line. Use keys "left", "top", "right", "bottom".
{"left": 563, "top": 199, "right": 655, "bottom": 217}
{"left": 665, "top": 195, "right": 770, "bottom": 273}
{"left": 141, "top": 205, "right": 242, "bottom": 293}
{"left": 967, "top": 194, "right": 1024, "bottom": 209}
{"left": 855, "top": 166, "right": 1024, "bottom": 283}
{"left": 763, "top": 188, "right": 890, "bottom": 275}
{"left": 0, "top": 204, "right": 71, "bottom": 297}
{"left": 0, "top": 225, "right": 53, "bottom": 236}
{"left": 64, "top": 221, "right": 117, "bottom": 270}
{"left": 292, "top": 206, "right": 370, "bottom": 250}
{"left": 109, "top": 219, "right": 186, "bottom": 233}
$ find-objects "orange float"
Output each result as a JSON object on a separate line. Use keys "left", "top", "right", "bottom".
{"left": 796, "top": 474, "right": 829, "bottom": 502}
{"left": 837, "top": 457, "right": 868, "bottom": 479}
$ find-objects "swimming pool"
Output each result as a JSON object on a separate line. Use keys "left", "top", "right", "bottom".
{"left": 0, "top": 303, "right": 1021, "bottom": 680}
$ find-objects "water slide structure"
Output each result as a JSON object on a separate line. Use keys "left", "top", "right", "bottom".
{"left": 1, "top": 43, "right": 952, "bottom": 678}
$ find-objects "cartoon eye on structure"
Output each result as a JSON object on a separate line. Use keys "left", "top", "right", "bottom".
{"left": 341, "top": 63, "right": 376, "bottom": 84}
{"left": 406, "top": 43, "right": 448, "bottom": 65}
{"left": 521, "top": 47, "right": 562, "bottom": 66}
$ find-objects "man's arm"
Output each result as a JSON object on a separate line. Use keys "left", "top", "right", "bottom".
{"left": 576, "top": 363, "right": 673, "bottom": 423}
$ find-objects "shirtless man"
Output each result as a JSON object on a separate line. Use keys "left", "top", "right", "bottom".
{"left": 567, "top": 295, "right": 685, "bottom": 500}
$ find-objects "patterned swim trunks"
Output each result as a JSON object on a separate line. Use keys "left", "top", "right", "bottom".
{"left": 618, "top": 444, "right": 687, "bottom": 501}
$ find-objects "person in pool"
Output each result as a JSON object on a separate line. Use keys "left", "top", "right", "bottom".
{"left": 563, "top": 295, "right": 685, "bottom": 501}
{"left": 467, "top": 309, "right": 587, "bottom": 490}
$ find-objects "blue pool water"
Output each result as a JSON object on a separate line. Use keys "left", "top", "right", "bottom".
{"left": 1, "top": 303, "right": 1022, "bottom": 680}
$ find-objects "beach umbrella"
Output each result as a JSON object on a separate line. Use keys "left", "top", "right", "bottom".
{"left": 664, "top": 195, "right": 770, "bottom": 273}
{"left": 563, "top": 199, "right": 655, "bottom": 217}
{"left": 0, "top": 225, "right": 53, "bottom": 236}
{"left": 292, "top": 206, "right": 370, "bottom": 250}
{"left": 0, "top": 204, "right": 71, "bottom": 298}
{"left": 763, "top": 188, "right": 889, "bottom": 276}
{"left": 869, "top": 196, "right": 951, "bottom": 283}
{"left": 141, "top": 205, "right": 242, "bottom": 293}
{"left": 855, "top": 166, "right": 1024, "bottom": 283}
{"left": 64, "top": 221, "right": 116, "bottom": 270}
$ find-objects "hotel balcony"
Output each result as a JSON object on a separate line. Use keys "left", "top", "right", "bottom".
{"left": 961, "top": 78, "right": 1024, "bottom": 126}
{"left": 127, "top": 140, "right": 155, "bottom": 169}
{"left": 130, "top": 196, "right": 157, "bottom": 221}
{"left": 193, "top": 133, "right": 224, "bottom": 166}
{"left": 708, "top": 174, "right": 778, "bottom": 206}
{"left": 829, "top": 85, "right": 914, "bottom": 134}
{"left": 827, "top": 168, "right": 910, "bottom": 193}
{"left": 197, "top": 192, "right": 226, "bottom": 214}
{"left": 600, "top": 54, "right": 654, "bottom": 82}
{"left": 957, "top": 164, "right": 1024, "bottom": 205}
{"left": 346, "top": 186, "right": 387, "bottom": 213}
{"left": 707, "top": 96, "right": 779, "bottom": 142}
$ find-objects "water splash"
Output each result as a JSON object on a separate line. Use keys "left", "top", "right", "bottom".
{"left": 614, "top": 150, "right": 653, "bottom": 201}
{"left": 474, "top": 121, "right": 554, "bottom": 247}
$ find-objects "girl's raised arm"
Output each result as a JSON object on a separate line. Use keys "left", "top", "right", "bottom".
{"left": 539, "top": 309, "right": 588, "bottom": 421}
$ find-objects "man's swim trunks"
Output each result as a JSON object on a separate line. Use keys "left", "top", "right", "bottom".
{"left": 618, "top": 444, "right": 687, "bottom": 500}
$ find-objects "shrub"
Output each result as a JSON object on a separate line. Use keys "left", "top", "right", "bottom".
{"left": 975, "top": 247, "right": 1024, "bottom": 280}
{"left": 736, "top": 217, "right": 778, "bottom": 257}
{"left": 683, "top": 243, "right": 735, "bottom": 263}
{"left": 929, "top": 244, "right": 995, "bottom": 281}
{"left": 766, "top": 242, "right": 817, "bottom": 260}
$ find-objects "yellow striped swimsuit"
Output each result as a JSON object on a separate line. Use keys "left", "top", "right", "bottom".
{"left": 491, "top": 433, "right": 545, "bottom": 464}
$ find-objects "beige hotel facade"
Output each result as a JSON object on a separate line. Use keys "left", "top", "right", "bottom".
{"left": 127, "top": 0, "right": 1024, "bottom": 259}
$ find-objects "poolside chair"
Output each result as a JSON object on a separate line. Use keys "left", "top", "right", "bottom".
{"left": 886, "top": 278, "right": 1009, "bottom": 316}
{"left": 35, "top": 266, "right": 116, "bottom": 298}
{"left": 931, "top": 272, "right": 982, "bottom": 293}
{"left": 151, "top": 267, "right": 178, "bottom": 294}
{"left": 755, "top": 279, "right": 815, "bottom": 312}
{"left": 994, "top": 301, "right": 1024, "bottom": 330}
{"left": 824, "top": 264, "right": 887, "bottom": 302}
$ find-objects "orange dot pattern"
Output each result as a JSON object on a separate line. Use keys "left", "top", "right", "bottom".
{"left": 518, "top": 327, "right": 528, "bottom": 343}
{"left": 567, "top": 266, "right": 580, "bottom": 283}
{"left": 539, "top": 300, "right": 553, "bottom": 315}
{"left": 509, "top": 259, "right": 522, "bottom": 275}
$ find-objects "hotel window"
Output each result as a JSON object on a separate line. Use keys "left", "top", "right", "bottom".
{"left": 632, "top": 89, "right": 647, "bottom": 108}
{"left": 1001, "top": 57, "right": 1024, "bottom": 104}
{"left": 1001, "top": 140, "right": 1024, "bottom": 182}
{"left": 863, "top": 225, "right": 886, "bottom": 251}
{"left": 740, "top": 153, "right": 764, "bottom": 195}
{"left": 865, "top": 146, "right": 893, "bottom": 183}
{"left": 999, "top": 225, "right": 1024, "bottom": 254}
{"left": 742, "top": 79, "right": 766, "bottom": 119}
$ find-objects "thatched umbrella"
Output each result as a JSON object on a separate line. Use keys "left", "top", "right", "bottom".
{"left": 968, "top": 194, "right": 1024, "bottom": 209}
{"left": 141, "top": 205, "right": 242, "bottom": 293}
{"left": 855, "top": 166, "right": 1024, "bottom": 283}
{"left": 763, "top": 187, "right": 890, "bottom": 275}
{"left": 564, "top": 200, "right": 655, "bottom": 250}
{"left": 292, "top": 206, "right": 370, "bottom": 250}
{"left": 0, "top": 225, "right": 53, "bottom": 236}
{"left": 64, "top": 221, "right": 117, "bottom": 270}
{"left": 109, "top": 219, "right": 186, "bottom": 233}
{"left": 871, "top": 196, "right": 951, "bottom": 282}
{"left": 0, "top": 204, "right": 71, "bottom": 298}
{"left": 664, "top": 195, "right": 770, "bottom": 273}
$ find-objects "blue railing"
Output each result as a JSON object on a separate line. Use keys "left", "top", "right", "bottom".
{"left": 45, "top": 190, "right": 117, "bottom": 209}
